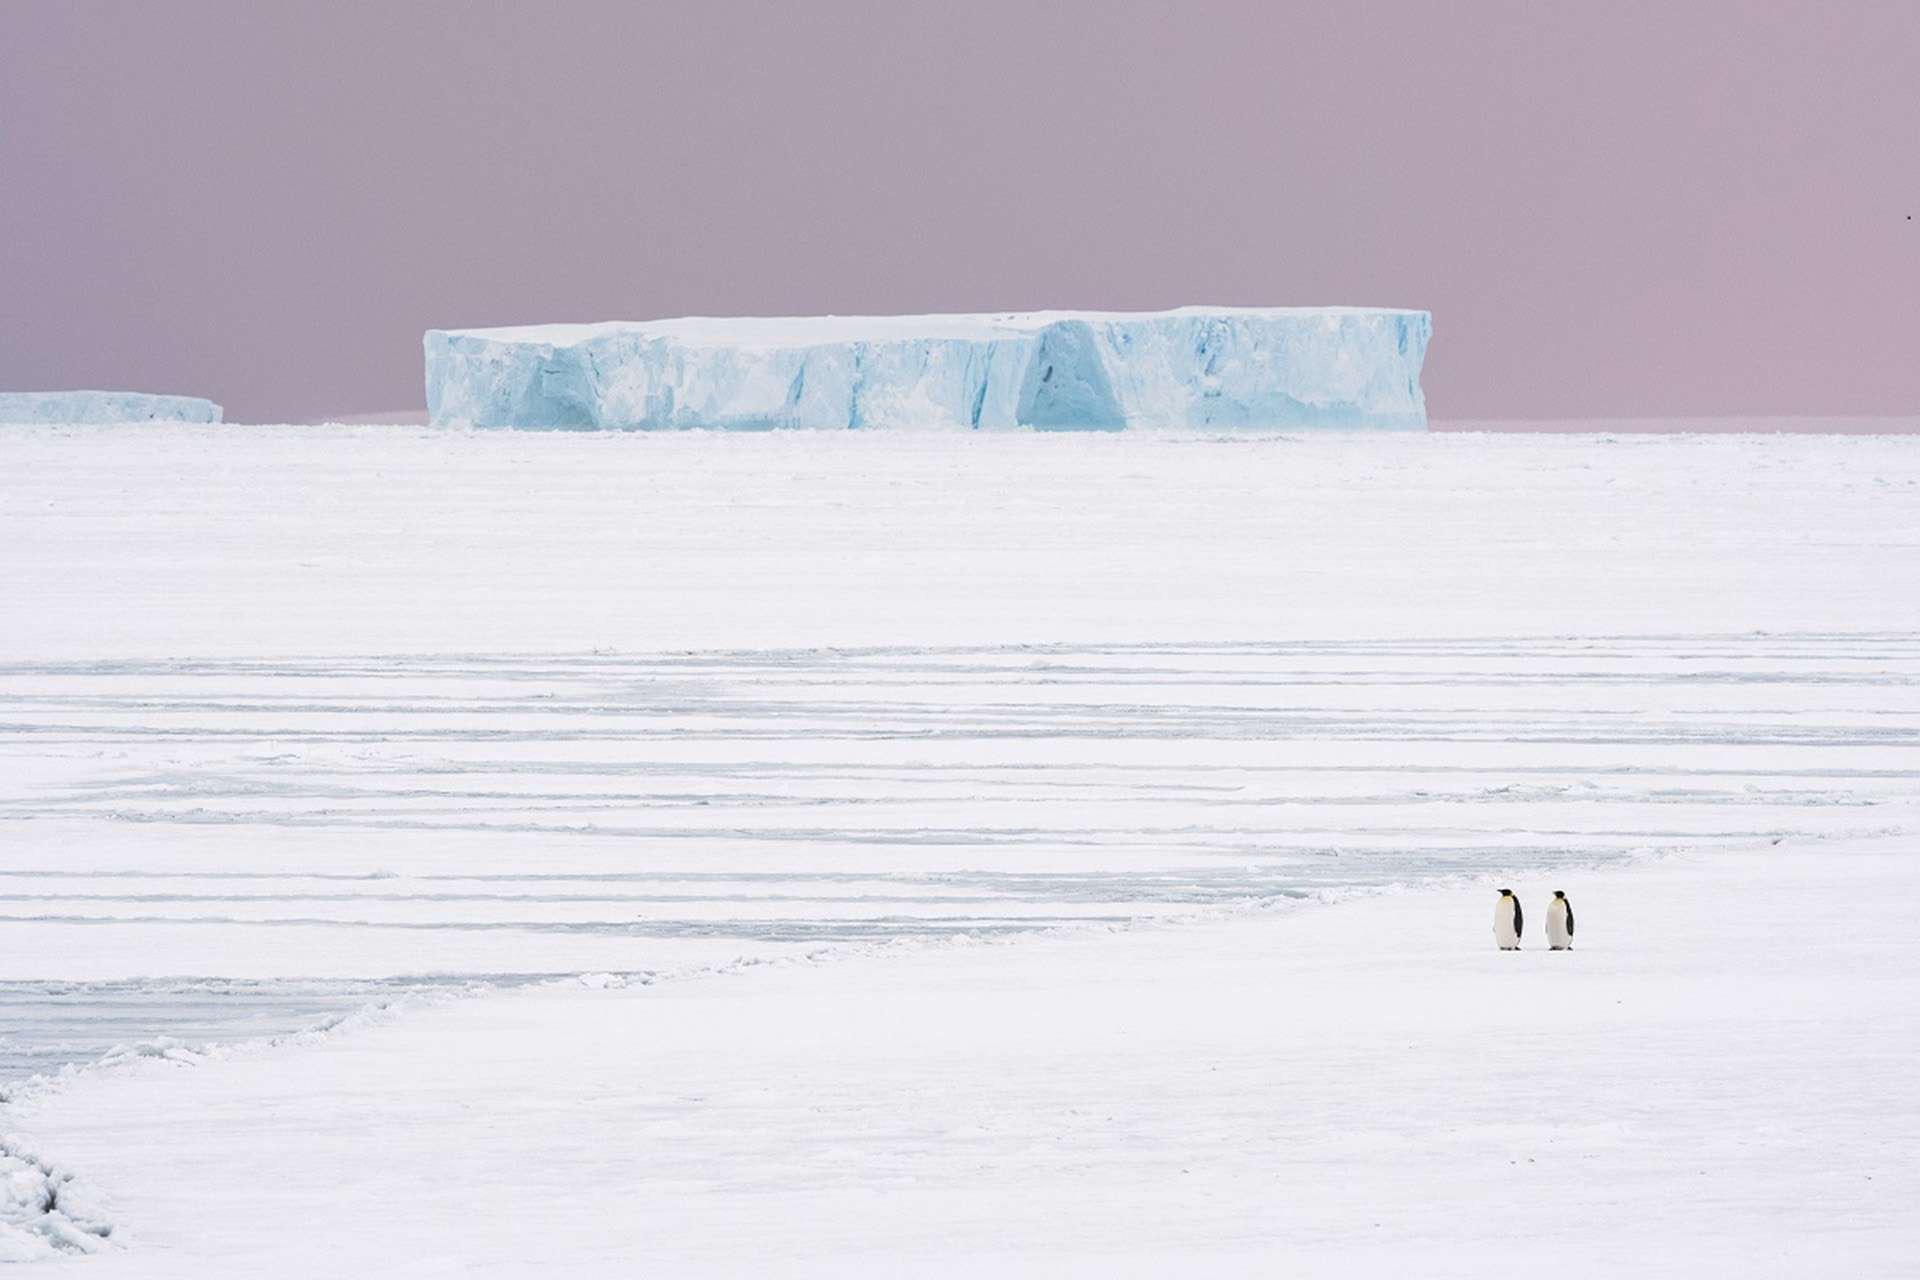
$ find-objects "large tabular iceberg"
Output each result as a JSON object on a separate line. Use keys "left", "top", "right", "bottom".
{"left": 425, "top": 307, "right": 1431, "bottom": 431}
{"left": 0, "top": 390, "right": 222, "bottom": 425}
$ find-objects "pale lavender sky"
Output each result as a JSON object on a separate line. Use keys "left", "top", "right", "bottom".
{"left": 1, "top": 1, "right": 1914, "bottom": 423}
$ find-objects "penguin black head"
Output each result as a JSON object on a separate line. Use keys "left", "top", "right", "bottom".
{"left": 1498, "top": 888, "right": 1514, "bottom": 897}
{"left": 1552, "top": 890, "right": 1566, "bottom": 899}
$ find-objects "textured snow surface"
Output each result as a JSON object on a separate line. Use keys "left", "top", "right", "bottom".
{"left": 1, "top": 426, "right": 1918, "bottom": 1272}
{"left": 9, "top": 840, "right": 1918, "bottom": 1275}
{"left": 0, "top": 392, "right": 219, "bottom": 425}
{"left": 6, "top": 634, "right": 1912, "bottom": 1086}
{"left": 425, "top": 307, "right": 1431, "bottom": 430}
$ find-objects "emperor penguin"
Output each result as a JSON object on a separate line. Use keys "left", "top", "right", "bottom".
{"left": 1494, "top": 888, "right": 1523, "bottom": 950}
{"left": 1547, "top": 890, "right": 1575, "bottom": 950}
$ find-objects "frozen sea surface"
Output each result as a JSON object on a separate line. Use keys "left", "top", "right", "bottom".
{"left": 3, "top": 427, "right": 1919, "bottom": 1087}
{"left": 8, "top": 634, "right": 1915, "bottom": 1079}
{"left": 2, "top": 426, "right": 1918, "bottom": 1270}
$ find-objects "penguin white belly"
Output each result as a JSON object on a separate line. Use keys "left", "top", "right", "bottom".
{"left": 1547, "top": 900, "right": 1573, "bottom": 949}
{"left": 1494, "top": 905, "right": 1519, "bottom": 949}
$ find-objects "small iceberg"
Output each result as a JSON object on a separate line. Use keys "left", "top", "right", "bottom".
{"left": 0, "top": 391, "right": 222, "bottom": 425}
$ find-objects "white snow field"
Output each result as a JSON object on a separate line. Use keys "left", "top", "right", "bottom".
{"left": 2, "top": 426, "right": 1918, "bottom": 1273}
{"left": 424, "top": 307, "right": 1431, "bottom": 430}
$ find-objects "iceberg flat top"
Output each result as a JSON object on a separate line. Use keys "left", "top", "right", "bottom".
{"left": 427, "top": 305, "right": 1433, "bottom": 431}
{"left": 456, "top": 305, "right": 1431, "bottom": 350}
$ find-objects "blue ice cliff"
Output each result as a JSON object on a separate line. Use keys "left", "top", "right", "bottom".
{"left": 424, "top": 307, "right": 1431, "bottom": 430}
{"left": 0, "top": 391, "right": 222, "bottom": 424}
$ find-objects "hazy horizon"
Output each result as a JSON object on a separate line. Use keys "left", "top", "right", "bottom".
{"left": 3, "top": 1, "right": 1915, "bottom": 424}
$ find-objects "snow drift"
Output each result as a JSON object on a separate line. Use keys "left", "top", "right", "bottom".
{"left": 424, "top": 307, "right": 1431, "bottom": 431}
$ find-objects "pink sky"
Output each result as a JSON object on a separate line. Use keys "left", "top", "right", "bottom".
{"left": 2, "top": 1, "right": 1915, "bottom": 424}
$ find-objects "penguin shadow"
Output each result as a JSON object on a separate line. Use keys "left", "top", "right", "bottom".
{"left": 1494, "top": 888, "right": 1575, "bottom": 952}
